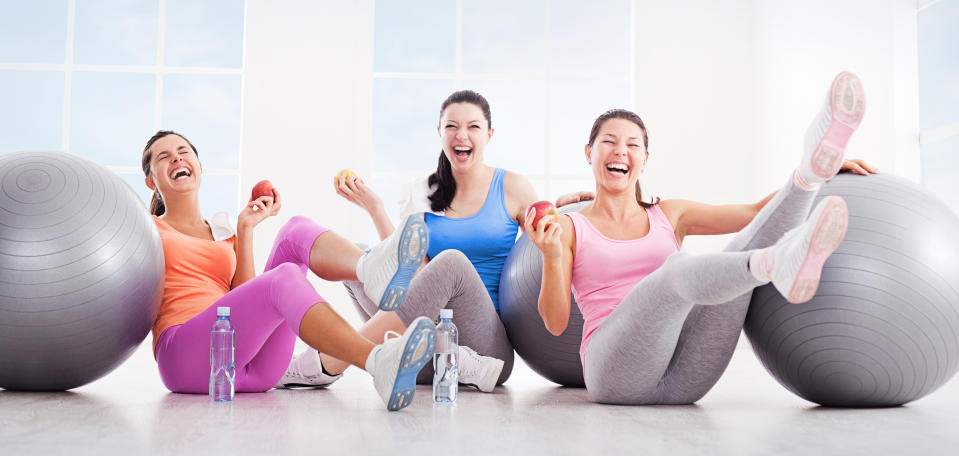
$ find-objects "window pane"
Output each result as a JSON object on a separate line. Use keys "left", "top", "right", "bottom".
{"left": 463, "top": 79, "right": 547, "bottom": 175}
{"left": 372, "top": 78, "right": 455, "bottom": 173}
{"left": 548, "top": 79, "right": 631, "bottom": 176}
{"left": 161, "top": 74, "right": 242, "bottom": 169}
{"left": 374, "top": 0, "right": 455, "bottom": 73}
{"left": 73, "top": 0, "right": 158, "bottom": 66}
{"left": 918, "top": 0, "right": 959, "bottom": 131}
{"left": 550, "top": 0, "right": 630, "bottom": 78}
{"left": 164, "top": 0, "right": 245, "bottom": 68}
{"left": 0, "top": 70, "right": 64, "bottom": 153}
{"left": 70, "top": 71, "right": 155, "bottom": 168}
{"left": 921, "top": 135, "right": 959, "bottom": 215}
{"left": 461, "top": 0, "right": 546, "bottom": 75}
{"left": 0, "top": 0, "right": 68, "bottom": 64}
{"left": 199, "top": 174, "right": 240, "bottom": 220}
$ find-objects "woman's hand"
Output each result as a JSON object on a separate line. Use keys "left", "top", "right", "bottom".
{"left": 524, "top": 208, "right": 563, "bottom": 261}
{"left": 840, "top": 158, "right": 879, "bottom": 175}
{"left": 555, "top": 191, "right": 594, "bottom": 208}
{"left": 334, "top": 173, "right": 383, "bottom": 215}
{"left": 238, "top": 188, "right": 282, "bottom": 232}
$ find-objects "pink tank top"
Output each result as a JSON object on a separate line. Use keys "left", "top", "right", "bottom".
{"left": 567, "top": 205, "right": 680, "bottom": 361}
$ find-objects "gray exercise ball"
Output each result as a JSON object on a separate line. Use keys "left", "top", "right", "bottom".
{"left": 500, "top": 202, "right": 588, "bottom": 387}
{"left": 0, "top": 151, "right": 164, "bottom": 391}
{"left": 745, "top": 173, "right": 959, "bottom": 407}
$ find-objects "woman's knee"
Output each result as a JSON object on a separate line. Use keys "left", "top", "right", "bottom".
{"left": 431, "top": 249, "right": 471, "bottom": 267}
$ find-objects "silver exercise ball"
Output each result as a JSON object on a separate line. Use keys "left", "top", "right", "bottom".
{"left": 500, "top": 202, "right": 588, "bottom": 387}
{"left": 745, "top": 173, "right": 959, "bottom": 407}
{"left": 0, "top": 151, "right": 164, "bottom": 391}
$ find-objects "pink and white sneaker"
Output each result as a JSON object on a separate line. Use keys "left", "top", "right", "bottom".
{"left": 764, "top": 196, "right": 849, "bottom": 304}
{"left": 798, "top": 71, "right": 866, "bottom": 187}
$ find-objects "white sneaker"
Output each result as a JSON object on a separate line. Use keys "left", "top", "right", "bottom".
{"left": 799, "top": 71, "right": 865, "bottom": 187}
{"left": 458, "top": 345, "right": 504, "bottom": 393}
{"left": 274, "top": 350, "right": 342, "bottom": 389}
{"left": 356, "top": 214, "right": 429, "bottom": 311}
{"left": 371, "top": 316, "right": 436, "bottom": 411}
{"left": 763, "top": 196, "right": 848, "bottom": 304}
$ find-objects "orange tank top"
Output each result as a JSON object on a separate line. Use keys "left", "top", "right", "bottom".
{"left": 152, "top": 216, "right": 236, "bottom": 352}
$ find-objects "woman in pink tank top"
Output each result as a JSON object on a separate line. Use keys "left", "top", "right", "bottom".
{"left": 525, "top": 72, "right": 876, "bottom": 405}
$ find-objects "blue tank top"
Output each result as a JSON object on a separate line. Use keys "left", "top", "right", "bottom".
{"left": 425, "top": 168, "right": 519, "bottom": 311}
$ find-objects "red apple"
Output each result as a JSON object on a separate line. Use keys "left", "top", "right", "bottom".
{"left": 526, "top": 200, "right": 558, "bottom": 229}
{"left": 251, "top": 179, "right": 275, "bottom": 201}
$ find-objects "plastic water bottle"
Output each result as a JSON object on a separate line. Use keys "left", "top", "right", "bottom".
{"left": 210, "top": 306, "right": 235, "bottom": 402}
{"left": 433, "top": 308, "right": 458, "bottom": 403}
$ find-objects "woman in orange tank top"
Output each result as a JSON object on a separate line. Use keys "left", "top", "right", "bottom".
{"left": 141, "top": 130, "right": 437, "bottom": 411}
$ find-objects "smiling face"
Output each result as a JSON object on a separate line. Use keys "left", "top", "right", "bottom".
{"left": 143, "top": 134, "right": 202, "bottom": 202}
{"left": 438, "top": 102, "right": 493, "bottom": 173}
{"left": 586, "top": 117, "right": 648, "bottom": 194}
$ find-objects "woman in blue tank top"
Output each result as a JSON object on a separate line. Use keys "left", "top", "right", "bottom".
{"left": 329, "top": 90, "right": 543, "bottom": 389}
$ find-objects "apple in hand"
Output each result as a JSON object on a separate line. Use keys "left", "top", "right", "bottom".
{"left": 336, "top": 169, "right": 357, "bottom": 184}
{"left": 251, "top": 179, "right": 275, "bottom": 201}
{"left": 526, "top": 200, "right": 558, "bottom": 229}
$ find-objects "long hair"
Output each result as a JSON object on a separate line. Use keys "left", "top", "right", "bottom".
{"left": 587, "top": 109, "right": 659, "bottom": 208}
{"left": 427, "top": 90, "right": 492, "bottom": 213}
{"left": 141, "top": 130, "right": 199, "bottom": 216}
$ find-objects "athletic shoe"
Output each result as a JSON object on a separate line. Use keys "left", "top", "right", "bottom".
{"left": 764, "top": 196, "right": 848, "bottom": 304}
{"left": 274, "top": 350, "right": 342, "bottom": 389}
{"left": 458, "top": 345, "right": 504, "bottom": 393}
{"left": 356, "top": 214, "right": 429, "bottom": 311}
{"left": 799, "top": 71, "right": 866, "bottom": 186}
{"left": 372, "top": 316, "right": 436, "bottom": 411}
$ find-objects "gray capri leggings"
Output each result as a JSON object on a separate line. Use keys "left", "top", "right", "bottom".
{"left": 345, "top": 249, "right": 514, "bottom": 385}
{"left": 584, "top": 174, "right": 815, "bottom": 405}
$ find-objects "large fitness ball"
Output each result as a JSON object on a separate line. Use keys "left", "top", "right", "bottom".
{"left": 500, "top": 202, "right": 588, "bottom": 387}
{"left": 0, "top": 151, "right": 164, "bottom": 391}
{"left": 745, "top": 173, "right": 959, "bottom": 407}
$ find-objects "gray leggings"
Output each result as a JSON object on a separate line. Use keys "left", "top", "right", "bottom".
{"left": 346, "top": 249, "right": 514, "bottom": 385}
{"left": 584, "top": 175, "right": 815, "bottom": 404}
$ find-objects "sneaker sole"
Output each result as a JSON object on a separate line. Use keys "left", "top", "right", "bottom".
{"left": 787, "top": 197, "right": 848, "bottom": 303}
{"left": 379, "top": 216, "right": 430, "bottom": 311}
{"left": 387, "top": 318, "right": 436, "bottom": 411}
{"left": 810, "top": 71, "right": 865, "bottom": 179}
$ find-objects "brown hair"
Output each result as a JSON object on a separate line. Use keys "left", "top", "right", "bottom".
{"left": 428, "top": 90, "right": 492, "bottom": 213}
{"left": 587, "top": 109, "right": 659, "bottom": 208}
{"left": 141, "top": 130, "right": 199, "bottom": 216}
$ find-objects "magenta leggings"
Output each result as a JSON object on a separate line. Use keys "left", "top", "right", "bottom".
{"left": 155, "top": 216, "right": 330, "bottom": 393}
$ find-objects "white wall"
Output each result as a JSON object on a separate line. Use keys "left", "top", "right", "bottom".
{"left": 243, "top": 0, "right": 374, "bottom": 324}
{"left": 633, "top": 0, "right": 920, "bottom": 254}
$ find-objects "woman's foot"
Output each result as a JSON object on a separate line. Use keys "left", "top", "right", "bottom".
{"left": 356, "top": 214, "right": 429, "bottom": 311}
{"left": 458, "top": 345, "right": 504, "bottom": 393}
{"left": 796, "top": 71, "right": 866, "bottom": 189}
{"left": 274, "top": 350, "right": 342, "bottom": 389}
{"left": 368, "top": 316, "right": 436, "bottom": 411}
{"left": 752, "top": 196, "right": 848, "bottom": 304}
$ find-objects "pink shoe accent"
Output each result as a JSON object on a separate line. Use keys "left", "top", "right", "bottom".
{"left": 787, "top": 197, "right": 849, "bottom": 304}
{"left": 810, "top": 72, "right": 866, "bottom": 179}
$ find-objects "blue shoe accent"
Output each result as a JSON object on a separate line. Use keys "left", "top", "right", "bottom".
{"left": 387, "top": 318, "right": 436, "bottom": 411}
{"left": 378, "top": 215, "right": 430, "bottom": 311}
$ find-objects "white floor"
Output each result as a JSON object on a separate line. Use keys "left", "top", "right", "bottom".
{"left": 2, "top": 341, "right": 959, "bottom": 455}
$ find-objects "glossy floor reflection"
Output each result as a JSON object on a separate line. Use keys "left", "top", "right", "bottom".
{"left": 2, "top": 341, "right": 959, "bottom": 455}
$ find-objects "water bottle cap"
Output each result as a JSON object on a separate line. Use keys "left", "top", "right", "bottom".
{"left": 217, "top": 307, "right": 230, "bottom": 317}
{"left": 440, "top": 309, "right": 452, "bottom": 319}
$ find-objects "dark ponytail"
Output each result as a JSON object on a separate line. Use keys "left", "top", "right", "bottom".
{"left": 587, "top": 109, "right": 659, "bottom": 209}
{"left": 141, "top": 130, "right": 199, "bottom": 216}
{"left": 427, "top": 90, "right": 492, "bottom": 213}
